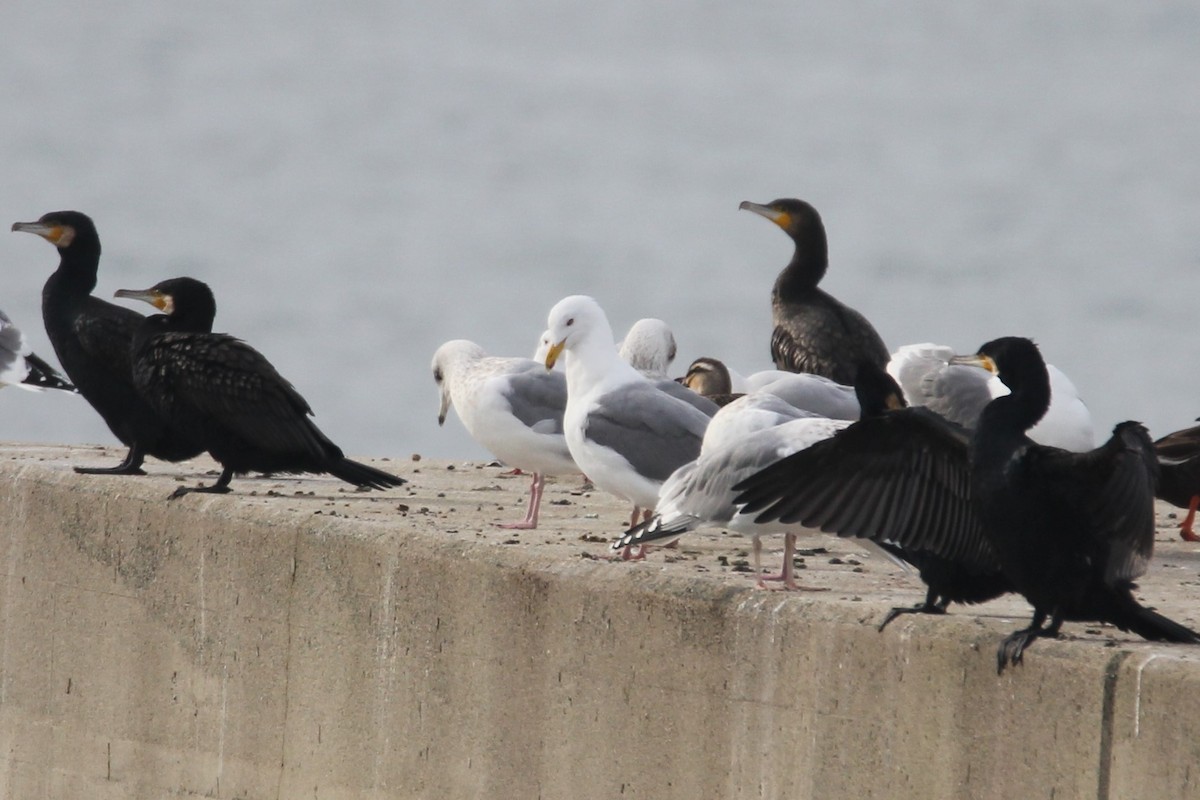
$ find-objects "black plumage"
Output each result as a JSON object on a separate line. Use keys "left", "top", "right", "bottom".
{"left": 735, "top": 337, "right": 1200, "bottom": 672}
{"left": 739, "top": 198, "right": 889, "bottom": 385}
{"left": 21, "top": 351, "right": 77, "bottom": 392}
{"left": 115, "top": 277, "right": 405, "bottom": 499}
{"left": 873, "top": 543, "right": 1012, "bottom": 631}
{"left": 1153, "top": 421, "right": 1200, "bottom": 542}
{"left": 12, "top": 211, "right": 210, "bottom": 473}
{"left": 849, "top": 361, "right": 1013, "bottom": 630}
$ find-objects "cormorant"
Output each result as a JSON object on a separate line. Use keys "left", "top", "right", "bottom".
{"left": 0, "top": 307, "right": 75, "bottom": 392}
{"left": 114, "top": 277, "right": 405, "bottom": 499}
{"left": 735, "top": 337, "right": 1200, "bottom": 672}
{"left": 12, "top": 210, "right": 211, "bottom": 473}
{"left": 740, "top": 198, "right": 889, "bottom": 385}
{"left": 1153, "top": 421, "right": 1200, "bottom": 542}
{"left": 848, "top": 360, "right": 1013, "bottom": 630}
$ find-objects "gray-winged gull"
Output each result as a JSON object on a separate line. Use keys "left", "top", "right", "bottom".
{"left": 433, "top": 339, "right": 576, "bottom": 529}
{"left": 541, "top": 295, "right": 711, "bottom": 540}
{"left": 616, "top": 392, "right": 851, "bottom": 589}
{"left": 887, "top": 342, "right": 1094, "bottom": 451}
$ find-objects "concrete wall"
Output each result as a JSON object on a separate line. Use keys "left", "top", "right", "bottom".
{"left": 0, "top": 446, "right": 1198, "bottom": 799}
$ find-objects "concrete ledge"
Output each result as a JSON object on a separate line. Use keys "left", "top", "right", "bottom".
{"left": 1, "top": 444, "right": 1198, "bottom": 799}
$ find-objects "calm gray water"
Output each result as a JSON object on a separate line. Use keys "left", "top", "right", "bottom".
{"left": 2, "top": 1, "right": 1199, "bottom": 461}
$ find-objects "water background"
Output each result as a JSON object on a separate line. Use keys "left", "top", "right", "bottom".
{"left": 2, "top": 1, "right": 1199, "bottom": 461}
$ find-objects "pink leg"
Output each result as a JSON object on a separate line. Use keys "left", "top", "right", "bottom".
{"left": 498, "top": 472, "right": 544, "bottom": 530}
{"left": 618, "top": 507, "right": 651, "bottom": 561}
{"left": 1182, "top": 496, "right": 1200, "bottom": 542}
{"left": 755, "top": 533, "right": 822, "bottom": 591}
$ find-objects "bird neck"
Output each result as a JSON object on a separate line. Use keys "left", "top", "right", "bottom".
{"left": 978, "top": 370, "right": 1051, "bottom": 442}
{"left": 172, "top": 302, "right": 217, "bottom": 333}
{"left": 773, "top": 231, "right": 828, "bottom": 299}
{"left": 564, "top": 327, "right": 637, "bottom": 395}
{"left": 43, "top": 244, "right": 101, "bottom": 302}
{"left": 131, "top": 314, "right": 172, "bottom": 355}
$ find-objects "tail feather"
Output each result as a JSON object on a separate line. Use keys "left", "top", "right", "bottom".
{"left": 22, "top": 352, "right": 77, "bottom": 393}
{"left": 612, "top": 514, "right": 692, "bottom": 551}
{"left": 328, "top": 458, "right": 406, "bottom": 490}
{"left": 1106, "top": 590, "right": 1200, "bottom": 644}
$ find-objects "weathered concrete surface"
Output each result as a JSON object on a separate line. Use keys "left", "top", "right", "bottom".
{"left": 0, "top": 443, "right": 1198, "bottom": 799}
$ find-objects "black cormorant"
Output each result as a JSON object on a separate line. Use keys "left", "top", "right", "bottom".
{"left": 1152, "top": 421, "right": 1200, "bottom": 542}
{"left": 849, "top": 361, "right": 1012, "bottom": 630}
{"left": 739, "top": 198, "right": 889, "bottom": 385}
{"left": 12, "top": 211, "right": 211, "bottom": 473}
{"left": 0, "top": 307, "right": 75, "bottom": 392}
{"left": 735, "top": 337, "right": 1200, "bottom": 672}
{"left": 115, "top": 277, "right": 405, "bottom": 499}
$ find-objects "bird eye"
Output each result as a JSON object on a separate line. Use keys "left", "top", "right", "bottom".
{"left": 433, "top": 368, "right": 443, "bottom": 383}
{"left": 566, "top": 318, "right": 574, "bottom": 327}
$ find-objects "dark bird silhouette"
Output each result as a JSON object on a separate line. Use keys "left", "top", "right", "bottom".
{"left": 12, "top": 211, "right": 211, "bottom": 473}
{"left": 849, "top": 362, "right": 1012, "bottom": 630}
{"left": 735, "top": 337, "right": 1200, "bottom": 672}
{"left": 0, "top": 307, "right": 75, "bottom": 392}
{"left": 739, "top": 198, "right": 889, "bottom": 385}
{"left": 115, "top": 277, "right": 405, "bottom": 499}
{"left": 1153, "top": 421, "right": 1200, "bottom": 542}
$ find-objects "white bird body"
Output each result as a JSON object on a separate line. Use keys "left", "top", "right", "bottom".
{"left": 542, "top": 296, "right": 710, "bottom": 517}
{"left": 433, "top": 339, "right": 575, "bottom": 528}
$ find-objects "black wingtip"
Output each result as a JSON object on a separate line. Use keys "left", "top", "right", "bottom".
{"left": 21, "top": 352, "right": 77, "bottom": 393}
{"left": 612, "top": 514, "right": 690, "bottom": 551}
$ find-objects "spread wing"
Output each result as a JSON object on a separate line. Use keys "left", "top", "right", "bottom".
{"left": 734, "top": 407, "right": 997, "bottom": 572}
{"left": 1027, "top": 421, "right": 1158, "bottom": 583}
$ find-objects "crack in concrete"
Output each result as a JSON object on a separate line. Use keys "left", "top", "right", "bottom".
{"left": 274, "top": 533, "right": 301, "bottom": 800}
{"left": 1097, "top": 649, "right": 1134, "bottom": 800}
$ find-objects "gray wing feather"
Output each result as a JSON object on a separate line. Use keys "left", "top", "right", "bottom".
{"left": 585, "top": 384, "right": 709, "bottom": 482}
{"left": 654, "top": 379, "right": 720, "bottom": 417}
{"left": 501, "top": 370, "right": 567, "bottom": 433}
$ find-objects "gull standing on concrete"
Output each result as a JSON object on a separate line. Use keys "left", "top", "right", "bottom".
{"left": 541, "top": 295, "right": 712, "bottom": 541}
{"left": 432, "top": 339, "right": 576, "bottom": 529}
{"left": 617, "top": 392, "right": 849, "bottom": 588}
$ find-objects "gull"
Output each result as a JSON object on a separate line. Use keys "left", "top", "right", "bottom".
{"left": 433, "top": 339, "right": 575, "bottom": 529}
{"left": 541, "top": 295, "right": 711, "bottom": 541}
